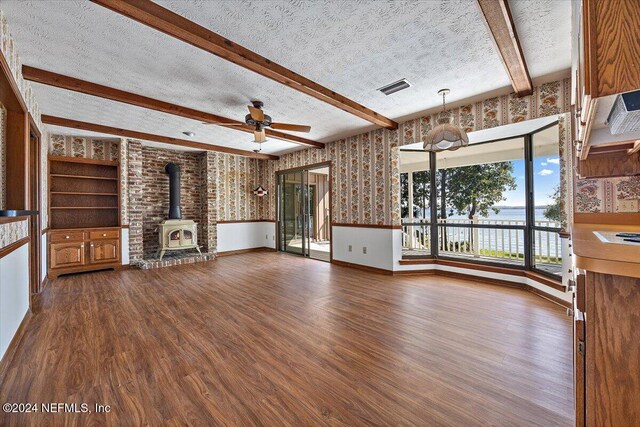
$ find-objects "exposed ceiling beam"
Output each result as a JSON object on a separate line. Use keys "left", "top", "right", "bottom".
{"left": 476, "top": 0, "right": 533, "bottom": 97}
{"left": 24, "top": 65, "right": 323, "bottom": 149}
{"left": 41, "top": 115, "right": 279, "bottom": 160}
{"left": 90, "top": 0, "right": 398, "bottom": 130}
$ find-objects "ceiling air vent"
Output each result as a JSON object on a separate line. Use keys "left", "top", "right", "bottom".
{"left": 377, "top": 78, "right": 411, "bottom": 96}
{"left": 606, "top": 90, "right": 640, "bottom": 135}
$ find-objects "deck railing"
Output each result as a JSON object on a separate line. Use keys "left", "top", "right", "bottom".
{"left": 402, "top": 217, "right": 561, "bottom": 263}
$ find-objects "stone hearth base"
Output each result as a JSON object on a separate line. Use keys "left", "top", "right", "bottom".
{"left": 137, "top": 251, "right": 216, "bottom": 270}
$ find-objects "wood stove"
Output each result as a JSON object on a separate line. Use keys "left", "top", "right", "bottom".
{"left": 157, "top": 162, "right": 201, "bottom": 260}
{"left": 158, "top": 219, "right": 200, "bottom": 260}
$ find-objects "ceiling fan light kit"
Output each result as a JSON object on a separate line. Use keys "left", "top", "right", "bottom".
{"left": 206, "top": 100, "right": 313, "bottom": 144}
{"left": 423, "top": 89, "right": 469, "bottom": 152}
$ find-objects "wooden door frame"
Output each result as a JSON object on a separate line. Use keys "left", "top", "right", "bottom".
{"left": 275, "top": 160, "right": 332, "bottom": 262}
{"left": 28, "top": 115, "right": 42, "bottom": 304}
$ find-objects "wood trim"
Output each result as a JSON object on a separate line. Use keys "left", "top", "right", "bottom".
{"left": 398, "top": 258, "right": 436, "bottom": 265}
{"left": 276, "top": 161, "right": 331, "bottom": 175}
{"left": 574, "top": 213, "right": 640, "bottom": 225}
{"left": 334, "top": 256, "right": 570, "bottom": 308}
{"left": 0, "top": 46, "right": 27, "bottom": 112}
{"left": 217, "top": 219, "right": 276, "bottom": 224}
{"left": 0, "top": 217, "right": 29, "bottom": 225}
{"left": 90, "top": 0, "right": 398, "bottom": 130}
{"left": 524, "top": 271, "right": 566, "bottom": 292}
{"left": 524, "top": 284, "right": 572, "bottom": 308}
{"left": 49, "top": 155, "right": 119, "bottom": 166}
{"left": 332, "top": 223, "right": 402, "bottom": 230}
{"left": 216, "top": 247, "right": 276, "bottom": 257}
{"left": 436, "top": 259, "right": 525, "bottom": 276}
{"left": 476, "top": 0, "right": 532, "bottom": 96}
{"left": 0, "top": 237, "right": 30, "bottom": 259}
{"left": 0, "top": 311, "right": 31, "bottom": 384}
{"left": 394, "top": 269, "right": 437, "bottom": 276}
{"left": 41, "top": 115, "right": 279, "bottom": 160}
{"left": 23, "top": 66, "right": 323, "bottom": 149}
{"left": 331, "top": 259, "right": 394, "bottom": 275}
{"left": 409, "top": 258, "right": 565, "bottom": 292}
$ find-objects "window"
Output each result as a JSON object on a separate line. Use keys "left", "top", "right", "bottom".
{"left": 400, "top": 121, "right": 562, "bottom": 277}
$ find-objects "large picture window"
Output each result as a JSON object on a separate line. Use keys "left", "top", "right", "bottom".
{"left": 400, "top": 120, "right": 562, "bottom": 277}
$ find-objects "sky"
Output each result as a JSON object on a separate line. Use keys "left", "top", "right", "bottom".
{"left": 497, "top": 156, "right": 560, "bottom": 207}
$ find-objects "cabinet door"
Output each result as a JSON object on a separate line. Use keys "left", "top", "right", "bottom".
{"left": 89, "top": 240, "right": 120, "bottom": 264}
{"left": 50, "top": 242, "right": 85, "bottom": 269}
{"left": 574, "top": 273, "right": 586, "bottom": 427}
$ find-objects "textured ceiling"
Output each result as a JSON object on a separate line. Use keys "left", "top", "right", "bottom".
{"left": 1, "top": 0, "right": 571, "bottom": 155}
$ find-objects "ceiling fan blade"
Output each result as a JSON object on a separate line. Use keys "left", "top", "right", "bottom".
{"left": 254, "top": 130, "right": 267, "bottom": 143}
{"left": 270, "top": 123, "right": 311, "bottom": 133}
{"left": 248, "top": 106, "right": 264, "bottom": 122}
{"left": 202, "top": 121, "right": 245, "bottom": 126}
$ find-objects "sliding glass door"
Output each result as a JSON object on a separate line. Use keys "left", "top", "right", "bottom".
{"left": 277, "top": 164, "right": 331, "bottom": 261}
{"left": 279, "top": 170, "right": 309, "bottom": 256}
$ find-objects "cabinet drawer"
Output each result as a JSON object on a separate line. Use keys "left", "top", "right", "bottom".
{"left": 89, "top": 229, "right": 120, "bottom": 240}
{"left": 49, "top": 231, "right": 85, "bottom": 243}
{"left": 50, "top": 242, "right": 85, "bottom": 269}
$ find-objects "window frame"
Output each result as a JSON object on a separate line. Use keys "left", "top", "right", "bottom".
{"left": 400, "top": 120, "right": 561, "bottom": 279}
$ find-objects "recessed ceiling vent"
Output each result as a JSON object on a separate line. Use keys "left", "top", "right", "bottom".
{"left": 377, "top": 78, "right": 411, "bottom": 96}
{"left": 606, "top": 90, "right": 640, "bottom": 135}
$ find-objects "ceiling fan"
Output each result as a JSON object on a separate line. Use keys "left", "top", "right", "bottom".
{"left": 204, "top": 101, "right": 311, "bottom": 143}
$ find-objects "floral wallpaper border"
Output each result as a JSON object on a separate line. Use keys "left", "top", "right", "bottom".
{"left": 49, "top": 134, "right": 120, "bottom": 161}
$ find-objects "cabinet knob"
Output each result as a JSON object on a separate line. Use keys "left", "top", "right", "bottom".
{"left": 102, "top": 233, "right": 106, "bottom": 237}
{"left": 65, "top": 236, "right": 70, "bottom": 239}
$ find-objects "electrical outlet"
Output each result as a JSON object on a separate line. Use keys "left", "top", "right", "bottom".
{"left": 348, "top": 245, "right": 352, "bottom": 252}
{"left": 362, "top": 246, "right": 367, "bottom": 254}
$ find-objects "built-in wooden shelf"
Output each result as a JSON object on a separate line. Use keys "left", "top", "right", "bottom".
{"left": 50, "top": 207, "right": 119, "bottom": 210}
{"left": 50, "top": 174, "right": 118, "bottom": 181}
{"left": 48, "top": 155, "right": 120, "bottom": 230}
{"left": 50, "top": 192, "right": 119, "bottom": 196}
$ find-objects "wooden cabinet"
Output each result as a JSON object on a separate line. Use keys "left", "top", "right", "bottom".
{"left": 573, "top": 270, "right": 640, "bottom": 426}
{"left": 89, "top": 239, "right": 120, "bottom": 264}
{"left": 572, "top": 0, "right": 640, "bottom": 160}
{"left": 50, "top": 242, "right": 85, "bottom": 270}
{"left": 47, "top": 155, "right": 122, "bottom": 278}
{"left": 48, "top": 228, "right": 121, "bottom": 278}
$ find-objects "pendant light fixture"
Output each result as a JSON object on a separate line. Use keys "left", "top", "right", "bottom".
{"left": 423, "top": 89, "right": 469, "bottom": 152}
{"left": 253, "top": 146, "right": 268, "bottom": 197}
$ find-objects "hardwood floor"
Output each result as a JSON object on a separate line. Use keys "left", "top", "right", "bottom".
{"left": 0, "top": 252, "right": 574, "bottom": 426}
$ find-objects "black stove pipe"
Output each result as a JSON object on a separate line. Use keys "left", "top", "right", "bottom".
{"left": 165, "top": 163, "right": 182, "bottom": 220}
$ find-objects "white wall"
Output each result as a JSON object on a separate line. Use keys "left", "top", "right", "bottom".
{"left": 217, "top": 222, "right": 276, "bottom": 253}
{"left": 40, "top": 233, "right": 47, "bottom": 282}
{"left": 0, "top": 243, "right": 30, "bottom": 361}
{"left": 121, "top": 228, "right": 130, "bottom": 265}
{"left": 332, "top": 226, "right": 395, "bottom": 271}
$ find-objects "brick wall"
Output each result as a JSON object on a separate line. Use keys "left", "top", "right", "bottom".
{"left": 140, "top": 147, "right": 206, "bottom": 258}
{"left": 128, "top": 141, "right": 144, "bottom": 262}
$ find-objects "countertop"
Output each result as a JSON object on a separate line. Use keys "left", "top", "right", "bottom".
{"left": 572, "top": 223, "right": 640, "bottom": 279}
